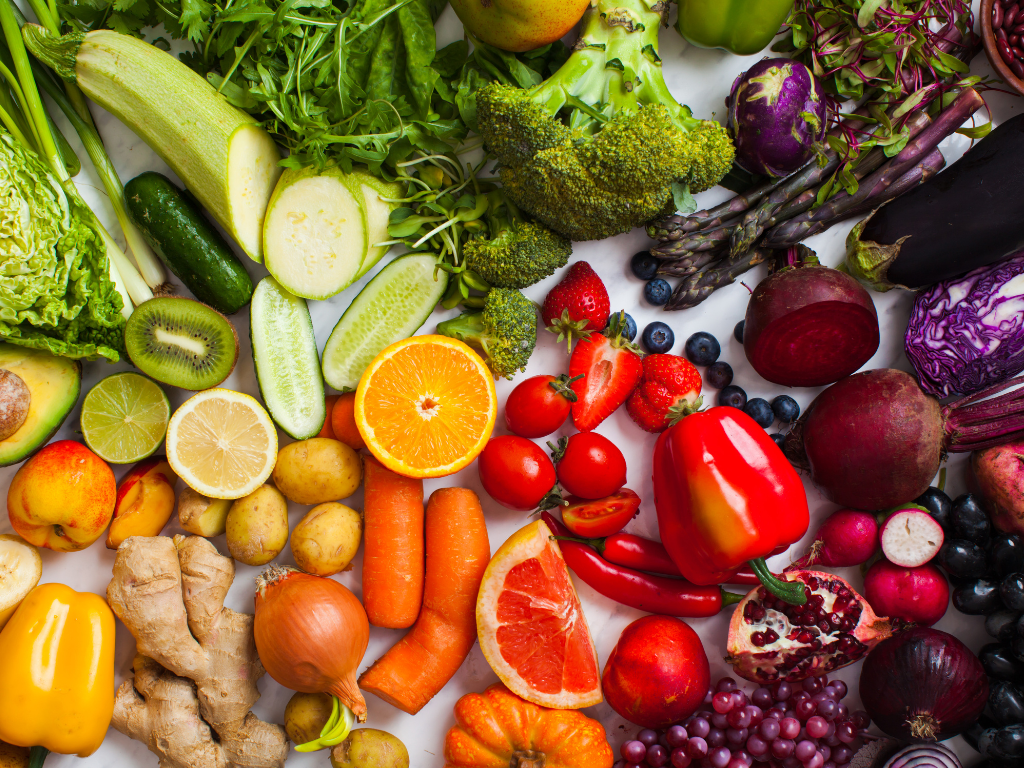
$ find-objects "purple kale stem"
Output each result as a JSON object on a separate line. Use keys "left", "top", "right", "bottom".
{"left": 944, "top": 377, "right": 1024, "bottom": 452}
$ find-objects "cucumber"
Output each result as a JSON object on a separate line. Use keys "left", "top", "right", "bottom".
{"left": 345, "top": 170, "right": 404, "bottom": 280}
{"left": 250, "top": 276, "right": 325, "bottom": 439}
{"left": 125, "top": 172, "right": 254, "bottom": 314}
{"left": 322, "top": 254, "right": 449, "bottom": 391}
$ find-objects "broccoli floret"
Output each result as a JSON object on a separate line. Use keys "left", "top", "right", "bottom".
{"left": 476, "top": 0, "right": 735, "bottom": 242}
{"left": 463, "top": 193, "right": 572, "bottom": 289}
{"left": 436, "top": 288, "right": 537, "bottom": 379}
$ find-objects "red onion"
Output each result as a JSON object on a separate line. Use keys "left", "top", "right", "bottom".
{"left": 883, "top": 743, "right": 962, "bottom": 768}
{"left": 859, "top": 627, "right": 988, "bottom": 742}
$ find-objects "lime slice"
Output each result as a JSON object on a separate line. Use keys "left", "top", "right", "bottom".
{"left": 81, "top": 372, "right": 171, "bottom": 463}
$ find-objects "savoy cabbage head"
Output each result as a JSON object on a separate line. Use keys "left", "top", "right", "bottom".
{"left": 0, "top": 130, "right": 125, "bottom": 361}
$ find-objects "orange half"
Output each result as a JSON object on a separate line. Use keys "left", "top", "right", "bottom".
{"left": 477, "top": 520, "right": 603, "bottom": 709}
{"left": 354, "top": 335, "right": 497, "bottom": 478}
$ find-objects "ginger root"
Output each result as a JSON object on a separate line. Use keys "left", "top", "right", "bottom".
{"left": 108, "top": 535, "right": 288, "bottom": 768}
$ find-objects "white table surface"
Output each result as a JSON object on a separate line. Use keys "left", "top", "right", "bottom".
{"left": 4, "top": 2, "right": 1020, "bottom": 766}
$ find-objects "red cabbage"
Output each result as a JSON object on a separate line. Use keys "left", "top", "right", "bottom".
{"left": 905, "top": 254, "right": 1024, "bottom": 397}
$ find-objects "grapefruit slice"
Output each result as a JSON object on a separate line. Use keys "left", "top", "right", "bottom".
{"left": 477, "top": 520, "right": 602, "bottom": 709}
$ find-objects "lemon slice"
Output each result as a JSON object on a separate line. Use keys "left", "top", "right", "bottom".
{"left": 166, "top": 389, "right": 277, "bottom": 499}
{"left": 80, "top": 372, "right": 170, "bottom": 464}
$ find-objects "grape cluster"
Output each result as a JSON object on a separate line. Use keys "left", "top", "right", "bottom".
{"left": 613, "top": 675, "right": 870, "bottom": 768}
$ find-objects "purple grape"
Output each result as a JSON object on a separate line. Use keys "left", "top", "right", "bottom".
{"left": 802, "top": 677, "right": 823, "bottom": 695}
{"left": 709, "top": 747, "right": 731, "bottom": 768}
{"left": 711, "top": 713, "right": 729, "bottom": 730}
{"left": 758, "top": 718, "right": 780, "bottom": 741}
{"left": 766, "top": 707, "right": 785, "bottom": 720}
{"left": 667, "top": 725, "right": 688, "bottom": 748}
{"left": 791, "top": 690, "right": 810, "bottom": 707}
{"left": 639, "top": 729, "right": 660, "bottom": 747}
{"left": 795, "top": 700, "right": 816, "bottom": 720}
{"left": 831, "top": 681, "right": 848, "bottom": 700}
{"left": 725, "top": 727, "right": 748, "bottom": 746}
{"left": 647, "top": 744, "right": 669, "bottom": 767}
{"left": 744, "top": 705, "right": 763, "bottom": 727}
{"left": 806, "top": 717, "right": 828, "bottom": 739}
{"left": 689, "top": 719, "right": 710, "bottom": 739}
{"left": 752, "top": 687, "right": 773, "bottom": 708}
{"left": 772, "top": 739, "right": 795, "bottom": 759}
{"left": 836, "top": 703, "right": 848, "bottom": 721}
{"left": 707, "top": 729, "right": 725, "bottom": 748}
{"left": 727, "top": 708, "right": 751, "bottom": 729}
{"left": 805, "top": 752, "right": 824, "bottom": 768}
{"left": 831, "top": 746, "right": 852, "bottom": 764}
{"left": 819, "top": 745, "right": 831, "bottom": 762}
{"left": 783, "top": 758, "right": 802, "bottom": 768}
{"left": 713, "top": 692, "right": 734, "bottom": 714}
{"left": 772, "top": 681, "right": 792, "bottom": 701}
{"left": 746, "top": 735, "right": 769, "bottom": 756}
{"left": 727, "top": 759, "right": 747, "bottom": 768}
{"left": 835, "top": 721, "right": 856, "bottom": 744}
{"left": 686, "top": 737, "right": 709, "bottom": 759}
{"left": 784, "top": 710, "right": 798, "bottom": 721}
{"left": 621, "top": 741, "right": 647, "bottom": 763}
{"left": 717, "top": 678, "right": 738, "bottom": 693}
{"left": 824, "top": 762, "right": 837, "bottom": 768}
{"left": 817, "top": 700, "right": 837, "bottom": 720}
{"left": 671, "top": 748, "right": 692, "bottom": 768}
{"left": 733, "top": 752, "right": 752, "bottom": 766}
{"left": 851, "top": 711, "right": 870, "bottom": 731}
{"left": 795, "top": 740, "right": 817, "bottom": 762}
{"left": 704, "top": 690, "right": 714, "bottom": 706}
{"left": 779, "top": 718, "right": 800, "bottom": 740}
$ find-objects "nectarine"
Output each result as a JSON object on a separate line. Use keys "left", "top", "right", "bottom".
{"left": 106, "top": 456, "right": 179, "bottom": 549}
{"left": 449, "top": 0, "right": 590, "bottom": 53}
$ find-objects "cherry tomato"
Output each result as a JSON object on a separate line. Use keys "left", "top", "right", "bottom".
{"left": 504, "top": 375, "right": 578, "bottom": 439}
{"left": 561, "top": 488, "right": 641, "bottom": 537}
{"left": 554, "top": 432, "right": 627, "bottom": 500}
{"left": 478, "top": 436, "right": 557, "bottom": 511}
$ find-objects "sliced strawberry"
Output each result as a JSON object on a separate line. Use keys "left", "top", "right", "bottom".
{"left": 627, "top": 354, "right": 703, "bottom": 433}
{"left": 542, "top": 262, "right": 610, "bottom": 350}
{"left": 569, "top": 312, "right": 643, "bottom": 431}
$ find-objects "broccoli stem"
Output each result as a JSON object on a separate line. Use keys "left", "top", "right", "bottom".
{"left": 435, "top": 311, "right": 487, "bottom": 345}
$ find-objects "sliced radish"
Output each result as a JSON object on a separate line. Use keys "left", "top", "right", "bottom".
{"left": 880, "top": 508, "right": 945, "bottom": 567}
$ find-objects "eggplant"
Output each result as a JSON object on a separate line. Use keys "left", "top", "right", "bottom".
{"left": 846, "top": 114, "right": 1024, "bottom": 291}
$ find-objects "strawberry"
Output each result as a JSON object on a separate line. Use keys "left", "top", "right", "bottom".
{"left": 627, "top": 354, "right": 703, "bottom": 433}
{"left": 569, "top": 312, "right": 643, "bottom": 431}
{"left": 541, "top": 261, "right": 610, "bottom": 350}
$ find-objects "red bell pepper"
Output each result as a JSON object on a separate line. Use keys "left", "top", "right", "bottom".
{"left": 653, "top": 406, "right": 810, "bottom": 604}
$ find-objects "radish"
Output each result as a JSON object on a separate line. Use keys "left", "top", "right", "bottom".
{"left": 743, "top": 263, "right": 879, "bottom": 387}
{"left": 864, "top": 559, "right": 949, "bottom": 627}
{"left": 880, "top": 507, "right": 945, "bottom": 567}
{"left": 785, "top": 369, "right": 1024, "bottom": 510}
{"left": 794, "top": 508, "right": 879, "bottom": 568}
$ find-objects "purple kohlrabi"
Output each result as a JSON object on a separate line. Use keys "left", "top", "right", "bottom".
{"left": 905, "top": 253, "right": 1024, "bottom": 397}
{"left": 727, "top": 58, "right": 827, "bottom": 178}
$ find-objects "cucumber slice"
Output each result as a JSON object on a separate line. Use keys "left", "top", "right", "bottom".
{"left": 250, "top": 276, "right": 326, "bottom": 439}
{"left": 322, "top": 253, "right": 448, "bottom": 392}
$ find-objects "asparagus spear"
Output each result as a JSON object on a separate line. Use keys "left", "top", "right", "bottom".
{"left": 665, "top": 248, "right": 772, "bottom": 311}
{"left": 655, "top": 247, "right": 726, "bottom": 277}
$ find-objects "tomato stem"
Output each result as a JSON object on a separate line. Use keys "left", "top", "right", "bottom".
{"left": 748, "top": 557, "right": 807, "bottom": 605}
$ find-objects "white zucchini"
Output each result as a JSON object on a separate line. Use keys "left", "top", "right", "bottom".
{"left": 24, "top": 27, "right": 282, "bottom": 262}
{"left": 345, "top": 170, "right": 404, "bottom": 279}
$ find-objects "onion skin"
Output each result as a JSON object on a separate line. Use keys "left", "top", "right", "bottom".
{"left": 859, "top": 627, "right": 988, "bottom": 742}
{"left": 254, "top": 565, "right": 370, "bottom": 721}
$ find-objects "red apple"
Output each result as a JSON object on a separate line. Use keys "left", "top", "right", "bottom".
{"left": 448, "top": 0, "right": 590, "bottom": 53}
{"left": 602, "top": 615, "right": 710, "bottom": 728}
{"left": 106, "top": 457, "right": 179, "bottom": 549}
{"left": 7, "top": 440, "right": 116, "bottom": 552}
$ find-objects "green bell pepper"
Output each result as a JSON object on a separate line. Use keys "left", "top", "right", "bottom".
{"left": 676, "top": 0, "right": 795, "bottom": 56}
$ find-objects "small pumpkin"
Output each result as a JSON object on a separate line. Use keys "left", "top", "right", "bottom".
{"left": 444, "top": 683, "right": 613, "bottom": 768}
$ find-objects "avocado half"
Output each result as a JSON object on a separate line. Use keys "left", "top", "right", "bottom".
{"left": 0, "top": 343, "right": 81, "bottom": 467}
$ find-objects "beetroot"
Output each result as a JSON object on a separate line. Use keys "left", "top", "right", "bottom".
{"left": 785, "top": 369, "right": 1024, "bottom": 510}
{"left": 744, "top": 265, "right": 879, "bottom": 387}
{"left": 863, "top": 559, "right": 950, "bottom": 627}
{"left": 969, "top": 440, "right": 1024, "bottom": 536}
{"left": 794, "top": 508, "right": 879, "bottom": 568}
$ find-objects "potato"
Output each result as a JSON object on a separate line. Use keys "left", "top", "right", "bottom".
{"left": 178, "top": 486, "right": 232, "bottom": 537}
{"left": 290, "top": 503, "right": 362, "bottom": 576}
{"left": 225, "top": 484, "right": 289, "bottom": 565}
{"left": 0, "top": 370, "right": 29, "bottom": 442}
{"left": 272, "top": 438, "right": 361, "bottom": 505}
{"left": 331, "top": 729, "right": 409, "bottom": 768}
{"left": 283, "top": 691, "right": 334, "bottom": 745}
{"left": 0, "top": 740, "right": 29, "bottom": 768}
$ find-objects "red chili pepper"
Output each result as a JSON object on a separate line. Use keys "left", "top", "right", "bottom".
{"left": 541, "top": 512, "right": 743, "bottom": 617}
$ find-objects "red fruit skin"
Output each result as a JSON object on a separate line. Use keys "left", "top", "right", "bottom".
{"left": 556, "top": 432, "right": 627, "bottom": 500}
{"left": 863, "top": 559, "right": 949, "bottom": 627}
{"left": 602, "top": 615, "right": 710, "bottom": 729}
{"left": 569, "top": 334, "right": 642, "bottom": 432}
{"left": 626, "top": 354, "right": 702, "bottom": 433}
{"left": 478, "top": 436, "right": 557, "bottom": 511}
{"left": 969, "top": 441, "right": 1024, "bottom": 537}
{"left": 561, "top": 488, "right": 641, "bottom": 537}
{"left": 541, "top": 262, "right": 610, "bottom": 332}
{"left": 504, "top": 375, "right": 572, "bottom": 439}
{"left": 793, "top": 369, "right": 943, "bottom": 510}
{"left": 743, "top": 265, "right": 879, "bottom": 387}
{"left": 795, "top": 508, "right": 879, "bottom": 568}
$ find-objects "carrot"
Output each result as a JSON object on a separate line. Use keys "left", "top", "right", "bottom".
{"left": 317, "top": 395, "right": 340, "bottom": 439}
{"left": 359, "top": 487, "right": 490, "bottom": 715}
{"left": 362, "top": 456, "right": 424, "bottom": 629}
{"left": 330, "top": 392, "right": 365, "bottom": 450}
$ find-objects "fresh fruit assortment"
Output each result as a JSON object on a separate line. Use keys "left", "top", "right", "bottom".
{"left": 2, "top": 0, "right": 1024, "bottom": 765}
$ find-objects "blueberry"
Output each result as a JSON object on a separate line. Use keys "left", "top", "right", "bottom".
{"left": 771, "top": 395, "right": 800, "bottom": 424}
{"left": 1004, "top": 574, "right": 1024, "bottom": 613}
{"left": 994, "top": 535, "right": 1024, "bottom": 578}
{"left": 684, "top": 332, "right": 721, "bottom": 366}
{"left": 705, "top": 361, "right": 734, "bottom": 389}
{"left": 952, "top": 493, "right": 992, "bottom": 546}
{"left": 718, "top": 385, "right": 747, "bottom": 409}
{"left": 734, "top": 320, "right": 745, "bottom": 343}
{"left": 641, "top": 322, "right": 675, "bottom": 354}
{"left": 743, "top": 398, "right": 774, "bottom": 428}
{"left": 644, "top": 278, "right": 672, "bottom": 306}
{"left": 621, "top": 312, "right": 638, "bottom": 342}
{"left": 770, "top": 433, "right": 786, "bottom": 449}
{"left": 631, "top": 251, "right": 660, "bottom": 281}
{"left": 915, "top": 486, "right": 953, "bottom": 532}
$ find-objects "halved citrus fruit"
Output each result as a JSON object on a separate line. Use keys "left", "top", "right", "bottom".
{"left": 354, "top": 335, "right": 497, "bottom": 478}
{"left": 165, "top": 389, "right": 277, "bottom": 499}
{"left": 477, "top": 520, "right": 602, "bottom": 709}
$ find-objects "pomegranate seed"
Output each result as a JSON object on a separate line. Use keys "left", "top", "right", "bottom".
{"left": 765, "top": 629, "right": 780, "bottom": 643}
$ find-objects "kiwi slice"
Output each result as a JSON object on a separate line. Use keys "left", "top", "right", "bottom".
{"left": 125, "top": 297, "right": 239, "bottom": 390}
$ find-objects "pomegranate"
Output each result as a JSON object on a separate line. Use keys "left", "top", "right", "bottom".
{"left": 602, "top": 615, "right": 710, "bottom": 729}
{"left": 725, "top": 569, "right": 897, "bottom": 683}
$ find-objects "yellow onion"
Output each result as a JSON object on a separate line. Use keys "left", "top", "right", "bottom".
{"left": 255, "top": 565, "right": 369, "bottom": 722}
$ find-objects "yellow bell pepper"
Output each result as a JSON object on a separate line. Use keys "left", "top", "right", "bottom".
{"left": 0, "top": 584, "right": 115, "bottom": 761}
